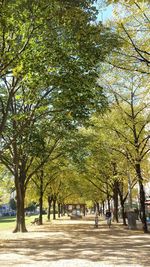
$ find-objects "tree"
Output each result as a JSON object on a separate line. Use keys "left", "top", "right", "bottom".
{"left": 98, "top": 68, "right": 150, "bottom": 232}
{"left": 107, "top": 0, "right": 149, "bottom": 4}
{"left": 0, "top": 0, "right": 120, "bottom": 232}
{"left": 29, "top": 157, "right": 63, "bottom": 224}
{"left": 67, "top": 125, "right": 115, "bottom": 214}
{"left": 97, "top": 0, "right": 150, "bottom": 232}
{"left": 102, "top": 1, "right": 150, "bottom": 74}
{"left": 0, "top": 166, "right": 14, "bottom": 205}
{"left": 1, "top": 114, "right": 65, "bottom": 232}
{"left": 0, "top": 0, "right": 119, "bottom": 141}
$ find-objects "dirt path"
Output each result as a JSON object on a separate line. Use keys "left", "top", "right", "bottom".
{"left": 0, "top": 216, "right": 150, "bottom": 267}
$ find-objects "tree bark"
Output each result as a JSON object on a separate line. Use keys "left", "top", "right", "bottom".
{"left": 60, "top": 203, "right": 64, "bottom": 216}
{"left": 106, "top": 191, "right": 111, "bottom": 212}
{"left": 53, "top": 195, "right": 57, "bottom": 220}
{"left": 118, "top": 182, "right": 127, "bottom": 226}
{"left": 62, "top": 203, "right": 66, "bottom": 216}
{"left": 113, "top": 181, "right": 119, "bottom": 222}
{"left": 135, "top": 163, "right": 148, "bottom": 233}
{"left": 119, "top": 196, "right": 127, "bottom": 226}
{"left": 39, "top": 170, "right": 44, "bottom": 225}
{"left": 96, "top": 202, "right": 100, "bottom": 215}
{"left": 13, "top": 173, "right": 27, "bottom": 233}
{"left": 83, "top": 204, "right": 86, "bottom": 216}
{"left": 47, "top": 195, "right": 53, "bottom": 221}
{"left": 112, "top": 163, "right": 119, "bottom": 223}
{"left": 102, "top": 201, "right": 105, "bottom": 215}
{"left": 58, "top": 203, "right": 61, "bottom": 218}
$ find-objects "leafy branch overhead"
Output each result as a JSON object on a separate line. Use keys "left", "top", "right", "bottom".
{"left": 0, "top": 0, "right": 120, "bottom": 233}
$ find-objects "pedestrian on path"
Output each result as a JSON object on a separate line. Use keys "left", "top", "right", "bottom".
{"left": 94, "top": 213, "right": 99, "bottom": 228}
{"left": 105, "top": 210, "right": 112, "bottom": 228}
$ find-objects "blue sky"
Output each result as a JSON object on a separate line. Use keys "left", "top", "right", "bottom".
{"left": 96, "top": 4, "right": 113, "bottom": 22}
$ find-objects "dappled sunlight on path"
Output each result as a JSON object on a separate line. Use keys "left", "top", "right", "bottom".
{"left": 0, "top": 216, "right": 149, "bottom": 267}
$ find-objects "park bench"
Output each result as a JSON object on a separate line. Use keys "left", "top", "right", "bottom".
{"left": 31, "top": 218, "right": 40, "bottom": 225}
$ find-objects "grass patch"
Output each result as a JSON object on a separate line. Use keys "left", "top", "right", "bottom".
{"left": 0, "top": 215, "right": 48, "bottom": 231}
{"left": 0, "top": 216, "right": 16, "bottom": 230}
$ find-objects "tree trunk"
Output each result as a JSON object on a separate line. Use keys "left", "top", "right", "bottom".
{"left": 96, "top": 202, "right": 100, "bottom": 215}
{"left": 107, "top": 198, "right": 110, "bottom": 211}
{"left": 113, "top": 181, "right": 119, "bottom": 223}
{"left": 13, "top": 174, "right": 27, "bottom": 233}
{"left": 94, "top": 202, "right": 96, "bottom": 213}
{"left": 106, "top": 192, "right": 111, "bottom": 212}
{"left": 47, "top": 196, "right": 53, "bottom": 221}
{"left": 39, "top": 170, "right": 44, "bottom": 225}
{"left": 112, "top": 162, "right": 119, "bottom": 223}
{"left": 135, "top": 163, "right": 148, "bottom": 233}
{"left": 58, "top": 203, "right": 61, "bottom": 218}
{"left": 39, "top": 194, "right": 43, "bottom": 225}
{"left": 120, "top": 196, "right": 127, "bottom": 226}
{"left": 106, "top": 180, "right": 111, "bottom": 212}
{"left": 60, "top": 204, "right": 65, "bottom": 216}
{"left": 117, "top": 181, "right": 127, "bottom": 225}
{"left": 83, "top": 205, "right": 86, "bottom": 216}
{"left": 53, "top": 195, "right": 57, "bottom": 220}
{"left": 102, "top": 201, "right": 105, "bottom": 215}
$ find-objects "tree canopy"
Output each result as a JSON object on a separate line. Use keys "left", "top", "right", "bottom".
{"left": 0, "top": 0, "right": 149, "bottom": 234}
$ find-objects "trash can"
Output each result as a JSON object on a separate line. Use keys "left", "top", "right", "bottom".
{"left": 127, "top": 211, "right": 137, "bottom": 230}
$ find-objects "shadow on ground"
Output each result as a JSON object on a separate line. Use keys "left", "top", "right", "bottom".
{"left": 0, "top": 217, "right": 150, "bottom": 266}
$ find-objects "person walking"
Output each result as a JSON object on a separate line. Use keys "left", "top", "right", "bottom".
{"left": 105, "top": 210, "right": 112, "bottom": 228}
{"left": 94, "top": 213, "right": 99, "bottom": 228}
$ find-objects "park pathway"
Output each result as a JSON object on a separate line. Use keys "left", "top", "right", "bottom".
{"left": 0, "top": 216, "right": 150, "bottom": 267}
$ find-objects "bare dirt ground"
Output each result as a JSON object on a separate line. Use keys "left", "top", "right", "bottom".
{"left": 0, "top": 216, "right": 150, "bottom": 267}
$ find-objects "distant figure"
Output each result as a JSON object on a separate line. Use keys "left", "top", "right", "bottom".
{"left": 94, "top": 213, "right": 99, "bottom": 228}
{"left": 99, "top": 208, "right": 102, "bottom": 216}
{"left": 105, "top": 210, "right": 112, "bottom": 228}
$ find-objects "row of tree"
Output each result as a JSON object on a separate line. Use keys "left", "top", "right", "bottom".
{"left": 0, "top": 1, "right": 149, "bottom": 233}
{"left": 74, "top": 1, "right": 150, "bottom": 232}
{"left": 0, "top": 0, "right": 119, "bottom": 232}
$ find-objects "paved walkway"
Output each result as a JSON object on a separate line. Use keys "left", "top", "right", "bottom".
{"left": 0, "top": 216, "right": 150, "bottom": 267}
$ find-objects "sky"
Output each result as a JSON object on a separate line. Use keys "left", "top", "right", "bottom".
{"left": 96, "top": 4, "right": 113, "bottom": 22}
